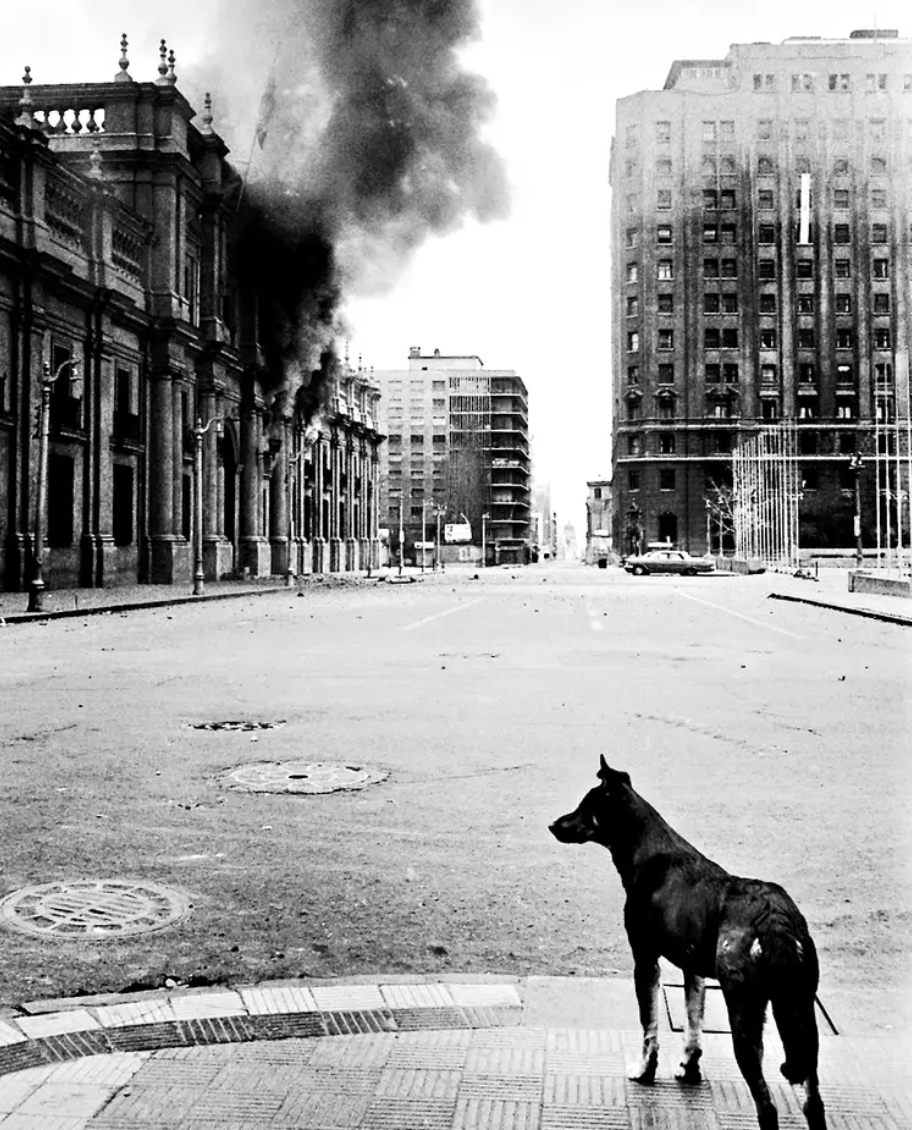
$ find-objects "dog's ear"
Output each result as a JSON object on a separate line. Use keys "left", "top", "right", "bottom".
{"left": 598, "top": 756, "right": 631, "bottom": 788}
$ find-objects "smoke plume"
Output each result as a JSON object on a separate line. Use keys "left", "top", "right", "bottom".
{"left": 188, "top": 0, "right": 509, "bottom": 412}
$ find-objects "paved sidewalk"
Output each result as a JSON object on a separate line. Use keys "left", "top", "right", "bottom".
{"left": 763, "top": 568, "right": 912, "bottom": 626}
{"left": 0, "top": 976, "right": 909, "bottom": 1128}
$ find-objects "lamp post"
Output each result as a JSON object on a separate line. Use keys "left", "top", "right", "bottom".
{"left": 191, "top": 414, "right": 222, "bottom": 596}
{"left": 28, "top": 358, "right": 80, "bottom": 613}
{"left": 398, "top": 500, "right": 405, "bottom": 576}
{"left": 434, "top": 505, "right": 445, "bottom": 572}
{"left": 481, "top": 512, "right": 490, "bottom": 568}
{"left": 848, "top": 453, "right": 864, "bottom": 569}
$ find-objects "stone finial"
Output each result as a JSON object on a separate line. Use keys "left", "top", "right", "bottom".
{"left": 200, "top": 92, "right": 213, "bottom": 133}
{"left": 156, "top": 39, "right": 169, "bottom": 84}
{"left": 167, "top": 48, "right": 177, "bottom": 86}
{"left": 16, "top": 66, "right": 34, "bottom": 129}
{"left": 86, "top": 140, "right": 104, "bottom": 181}
{"left": 115, "top": 32, "right": 131, "bottom": 82}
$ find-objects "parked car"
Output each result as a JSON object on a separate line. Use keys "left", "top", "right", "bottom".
{"left": 624, "top": 549, "right": 714, "bottom": 576}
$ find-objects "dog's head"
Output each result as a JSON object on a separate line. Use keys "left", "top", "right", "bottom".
{"left": 549, "top": 755, "right": 632, "bottom": 845}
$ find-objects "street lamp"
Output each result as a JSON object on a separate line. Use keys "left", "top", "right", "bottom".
{"left": 481, "top": 512, "right": 490, "bottom": 568}
{"left": 848, "top": 453, "right": 864, "bottom": 569}
{"left": 191, "top": 414, "right": 222, "bottom": 596}
{"left": 28, "top": 358, "right": 80, "bottom": 613}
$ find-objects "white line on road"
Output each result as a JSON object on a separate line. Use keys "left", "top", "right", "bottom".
{"left": 400, "top": 597, "right": 486, "bottom": 632}
{"left": 674, "top": 590, "right": 805, "bottom": 640}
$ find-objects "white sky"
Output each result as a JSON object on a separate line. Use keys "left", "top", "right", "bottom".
{"left": 2, "top": 0, "right": 908, "bottom": 535}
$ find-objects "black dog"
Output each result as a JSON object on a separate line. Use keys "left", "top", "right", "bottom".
{"left": 550, "top": 756, "right": 826, "bottom": 1130}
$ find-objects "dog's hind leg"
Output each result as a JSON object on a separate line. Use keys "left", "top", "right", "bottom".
{"left": 674, "top": 971, "right": 705, "bottom": 1083}
{"left": 627, "top": 955, "right": 660, "bottom": 1083}
{"left": 723, "top": 987, "right": 779, "bottom": 1130}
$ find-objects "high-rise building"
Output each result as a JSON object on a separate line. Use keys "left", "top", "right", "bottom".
{"left": 611, "top": 30, "right": 912, "bottom": 555}
{"left": 374, "top": 348, "right": 532, "bottom": 564}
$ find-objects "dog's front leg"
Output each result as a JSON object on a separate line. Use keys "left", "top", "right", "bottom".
{"left": 674, "top": 971, "right": 705, "bottom": 1083}
{"left": 627, "top": 956, "right": 660, "bottom": 1083}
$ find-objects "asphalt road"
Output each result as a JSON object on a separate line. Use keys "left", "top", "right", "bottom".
{"left": 1, "top": 563, "right": 909, "bottom": 1036}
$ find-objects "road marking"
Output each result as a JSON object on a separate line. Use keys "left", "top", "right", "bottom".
{"left": 674, "top": 590, "right": 804, "bottom": 640}
{"left": 400, "top": 597, "right": 486, "bottom": 631}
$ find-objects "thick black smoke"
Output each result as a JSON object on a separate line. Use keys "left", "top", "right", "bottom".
{"left": 191, "top": 0, "right": 509, "bottom": 411}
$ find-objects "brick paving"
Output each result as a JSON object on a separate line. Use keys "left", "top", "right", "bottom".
{"left": 0, "top": 977, "right": 908, "bottom": 1128}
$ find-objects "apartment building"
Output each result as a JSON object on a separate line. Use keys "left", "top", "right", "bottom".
{"left": 611, "top": 29, "right": 912, "bottom": 553}
{"left": 374, "top": 348, "right": 532, "bottom": 564}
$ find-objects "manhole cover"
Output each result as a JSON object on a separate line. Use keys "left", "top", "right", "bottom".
{"left": 223, "top": 761, "right": 389, "bottom": 794}
{"left": 191, "top": 720, "right": 286, "bottom": 731}
{"left": 0, "top": 880, "right": 190, "bottom": 940}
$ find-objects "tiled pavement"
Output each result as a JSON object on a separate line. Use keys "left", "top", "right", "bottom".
{"left": 0, "top": 977, "right": 909, "bottom": 1128}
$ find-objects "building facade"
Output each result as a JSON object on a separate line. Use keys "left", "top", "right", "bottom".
{"left": 611, "top": 30, "right": 912, "bottom": 554}
{"left": 0, "top": 45, "right": 381, "bottom": 594}
{"left": 374, "top": 348, "right": 532, "bottom": 565}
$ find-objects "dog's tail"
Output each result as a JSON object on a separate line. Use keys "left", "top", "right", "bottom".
{"left": 755, "top": 890, "right": 821, "bottom": 1087}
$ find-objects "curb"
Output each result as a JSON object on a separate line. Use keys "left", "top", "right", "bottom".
{"left": 768, "top": 591, "right": 912, "bottom": 626}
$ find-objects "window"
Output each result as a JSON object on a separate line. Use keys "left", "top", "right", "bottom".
{"left": 871, "top": 188, "right": 888, "bottom": 209}
{"left": 759, "top": 294, "right": 776, "bottom": 313}
{"left": 792, "top": 73, "right": 814, "bottom": 92}
{"left": 874, "top": 327, "right": 892, "bottom": 349}
{"left": 720, "top": 155, "right": 736, "bottom": 175}
{"left": 798, "top": 328, "right": 815, "bottom": 349}
{"left": 625, "top": 123, "right": 638, "bottom": 148}
{"left": 866, "top": 73, "right": 888, "bottom": 92}
{"left": 627, "top": 331, "right": 639, "bottom": 352}
{"left": 871, "top": 223, "right": 888, "bottom": 244}
{"left": 720, "top": 120, "right": 735, "bottom": 140}
{"left": 834, "top": 293, "right": 852, "bottom": 314}
{"left": 762, "top": 399, "right": 780, "bottom": 421}
{"left": 657, "top": 329, "right": 674, "bottom": 350}
{"left": 795, "top": 156, "right": 811, "bottom": 175}
{"left": 704, "top": 224, "right": 718, "bottom": 243}
{"left": 593, "top": 488, "right": 602, "bottom": 501}
{"left": 702, "top": 120, "right": 717, "bottom": 141}
{"left": 759, "top": 328, "right": 777, "bottom": 350}
{"left": 833, "top": 157, "right": 849, "bottom": 175}
{"left": 836, "top": 328, "right": 854, "bottom": 349}
{"left": 704, "top": 293, "right": 720, "bottom": 314}
{"left": 836, "top": 363, "right": 854, "bottom": 384}
{"left": 873, "top": 293, "right": 890, "bottom": 314}
{"left": 758, "top": 223, "right": 776, "bottom": 244}
{"left": 713, "top": 432, "right": 732, "bottom": 454}
{"left": 834, "top": 189, "right": 850, "bottom": 209}
{"left": 702, "top": 156, "right": 717, "bottom": 177}
{"left": 626, "top": 262, "right": 639, "bottom": 283}
{"left": 113, "top": 464, "right": 134, "bottom": 546}
{"left": 720, "top": 224, "right": 736, "bottom": 244}
{"left": 760, "top": 364, "right": 778, "bottom": 385}
{"left": 720, "top": 190, "right": 736, "bottom": 209}
{"left": 722, "top": 328, "right": 738, "bottom": 348}
{"left": 657, "top": 398, "right": 675, "bottom": 421}
{"left": 794, "top": 119, "right": 810, "bottom": 140}
{"left": 703, "top": 189, "right": 718, "bottom": 210}
{"left": 656, "top": 158, "right": 673, "bottom": 176}
{"left": 627, "top": 365, "right": 639, "bottom": 386}
{"left": 797, "top": 294, "right": 815, "bottom": 314}
{"left": 871, "top": 156, "right": 887, "bottom": 174}
{"left": 753, "top": 74, "right": 777, "bottom": 92}
{"left": 720, "top": 259, "right": 737, "bottom": 278}
{"left": 705, "top": 363, "right": 721, "bottom": 384}
{"left": 704, "top": 258, "right": 719, "bottom": 278}
{"left": 836, "top": 403, "right": 855, "bottom": 421}
{"left": 655, "top": 120, "right": 671, "bottom": 142}
{"left": 659, "top": 469, "right": 676, "bottom": 491}
{"left": 799, "top": 362, "right": 816, "bottom": 384}
{"left": 798, "top": 401, "right": 818, "bottom": 421}
{"left": 410, "top": 434, "right": 424, "bottom": 445}
{"left": 758, "top": 156, "right": 775, "bottom": 175}
{"left": 657, "top": 259, "right": 674, "bottom": 280}
{"left": 627, "top": 399, "right": 640, "bottom": 421}
{"left": 626, "top": 228, "right": 638, "bottom": 248}
{"left": 659, "top": 433, "right": 675, "bottom": 455}
{"left": 757, "top": 260, "right": 776, "bottom": 280}
{"left": 839, "top": 433, "right": 856, "bottom": 455}
{"left": 829, "top": 73, "right": 850, "bottom": 91}
{"left": 723, "top": 363, "right": 739, "bottom": 384}
{"left": 47, "top": 453, "right": 75, "bottom": 546}
{"left": 627, "top": 434, "right": 643, "bottom": 456}
{"left": 834, "top": 258, "right": 851, "bottom": 278}
{"left": 802, "top": 468, "right": 819, "bottom": 490}
{"left": 875, "top": 361, "right": 893, "bottom": 384}
{"left": 656, "top": 225, "right": 673, "bottom": 244}
{"left": 834, "top": 224, "right": 850, "bottom": 244}
{"left": 657, "top": 363, "right": 674, "bottom": 384}
{"left": 757, "top": 119, "right": 773, "bottom": 140}
{"left": 656, "top": 189, "right": 672, "bottom": 210}
{"left": 758, "top": 189, "right": 774, "bottom": 210}
{"left": 795, "top": 260, "right": 814, "bottom": 279}
{"left": 657, "top": 294, "right": 674, "bottom": 315}
{"left": 626, "top": 296, "right": 639, "bottom": 317}
{"left": 625, "top": 159, "right": 637, "bottom": 178}
{"left": 431, "top": 380, "right": 445, "bottom": 391}
{"left": 872, "top": 258, "right": 889, "bottom": 279}
{"left": 705, "top": 328, "right": 721, "bottom": 349}
{"left": 627, "top": 193, "right": 638, "bottom": 214}
{"left": 628, "top": 469, "right": 640, "bottom": 491}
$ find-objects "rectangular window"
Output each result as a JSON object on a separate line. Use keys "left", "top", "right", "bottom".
{"left": 721, "top": 293, "right": 738, "bottom": 314}
{"left": 834, "top": 224, "right": 850, "bottom": 244}
{"left": 874, "top": 327, "right": 892, "bottom": 349}
{"left": 871, "top": 188, "right": 888, "bottom": 209}
{"left": 657, "top": 399, "right": 675, "bottom": 420}
{"left": 795, "top": 260, "right": 814, "bottom": 279}
{"left": 627, "top": 400, "right": 640, "bottom": 421}
{"left": 627, "top": 365, "right": 639, "bottom": 385}
{"left": 871, "top": 156, "right": 887, "bottom": 174}
{"left": 721, "top": 328, "right": 738, "bottom": 348}
{"left": 757, "top": 119, "right": 773, "bottom": 140}
{"left": 656, "top": 225, "right": 673, "bottom": 244}
{"left": 762, "top": 399, "right": 780, "bottom": 421}
{"left": 875, "top": 361, "right": 893, "bottom": 384}
{"left": 47, "top": 453, "right": 75, "bottom": 547}
{"left": 798, "top": 328, "right": 815, "bottom": 349}
{"left": 723, "top": 363, "right": 739, "bottom": 384}
{"left": 703, "top": 258, "right": 719, "bottom": 278}
{"left": 625, "top": 123, "right": 638, "bottom": 148}
{"left": 758, "top": 223, "right": 776, "bottom": 244}
{"left": 704, "top": 224, "right": 718, "bottom": 243}
{"left": 873, "top": 293, "right": 890, "bottom": 314}
{"left": 720, "top": 189, "right": 736, "bottom": 209}
{"left": 720, "top": 120, "right": 735, "bottom": 140}
{"left": 659, "top": 469, "right": 676, "bottom": 491}
{"left": 799, "top": 362, "right": 816, "bottom": 384}
{"left": 659, "top": 433, "right": 676, "bottom": 454}
{"left": 628, "top": 469, "right": 640, "bottom": 491}
{"left": 703, "top": 189, "right": 718, "bottom": 209}
{"left": 834, "top": 293, "right": 852, "bottom": 314}
{"left": 626, "top": 262, "right": 639, "bottom": 283}
{"left": 758, "top": 189, "right": 774, "bottom": 209}
{"left": 760, "top": 364, "right": 778, "bottom": 385}
{"left": 833, "top": 157, "right": 849, "bottom": 175}
{"left": 702, "top": 120, "right": 717, "bottom": 141}
{"left": 705, "top": 328, "right": 721, "bottom": 349}
{"left": 836, "top": 403, "right": 855, "bottom": 421}
{"left": 112, "top": 463, "right": 134, "bottom": 546}
{"left": 626, "top": 228, "right": 638, "bottom": 248}
{"left": 797, "top": 294, "right": 815, "bottom": 314}
{"left": 720, "top": 259, "right": 737, "bottom": 278}
{"left": 794, "top": 118, "right": 810, "bottom": 140}
{"left": 705, "top": 363, "right": 721, "bottom": 383}
{"left": 657, "top": 294, "right": 674, "bottom": 314}
{"left": 657, "top": 329, "right": 674, "bottom": 350}
{"left": 759, "top": 294, "right": 776, "bottom": 313}
{"left": 836, "top": 363, "right": 854, "bottom": 383}
{"left": 720, "top": 224, "right": 736, "bottom": 244}
{"left": 656, "top": 189, "right": 672, "bottom": 210}
{"left": 871, "top": 223, "right": 888, "bottom": 244}
{"left": 834, "top": 189, "right": 850, "bottom": 209}
{"left": 759, "top": 328, "right": 777, "bottom": 350}
{"left": 829, "top": 73, "right": 850, "bottom": 91}
{"left": 704, "top": 293, "right": 720, "bottom": 314}
{"left": 626, "top": 296, "right": 639, "bottom": 317}
{"left": 627, "top": 193, "right": 638, "bottom": 214}
{"left": 657, "top": 363, "right": 674, "bottom": 384}
{"left": 627, "top": 434, "right": 643, "bottom": 456}
{"left": 836, "top": 328, "right": 854, "bottom": 349}
{"left": 872, "top": 258, "right": 890, "bottom": 278}
{"left": 656, "top": 158, "right": 673, "bottom": 176}
{"left": 657, "top": 259, "right": 674, "bottom": 280}
{"left": 758, "top": 260, "right": 777, "bottom": 280}
{"left": 834, "top": 259, "right": 851, "bottom": 278}
{"left": 655, "top": 120, "right": 671, "bottom": 142}
{"left": 758, "top": 156, "right": 775, "bottom": 175}
{"left": 627, "top": 331, "right": 639, "bottom": 352}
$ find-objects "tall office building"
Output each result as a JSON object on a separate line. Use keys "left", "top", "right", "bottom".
{"left": 611, "top": 30, "right": 912, "bottom": 554}
{"left": 374, "top": 348, "right": 532, "bottom": 564}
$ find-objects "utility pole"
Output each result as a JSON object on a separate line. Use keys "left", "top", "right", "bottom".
{"left": 849, "top": 453, "right": 864, "bottom": 568}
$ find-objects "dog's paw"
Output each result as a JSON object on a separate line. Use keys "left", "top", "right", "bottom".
{"left": 626, "top": 1057, "right": 657, "bottom": 1084}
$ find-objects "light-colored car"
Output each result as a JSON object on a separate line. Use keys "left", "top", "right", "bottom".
{"left": 624, "top": 550, "right": 714, "bottom": 576}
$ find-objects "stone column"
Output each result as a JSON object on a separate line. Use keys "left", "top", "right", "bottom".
{"left": 148, "top": 370, "right": 177, "bottom": 582}
{"left": 345, "top": 439, "right": 356, "bottom": 570}
{"left": 329, "top": 434, "right": 341, "bottom": 571}
{"left": 269, "top": 417, "right": 289, "bottom": 576}
{"left": 239, "top": 399, "right": 265, "bottom": 575}
{"left": 312, "top": 434, "right": 325, "bottom": 573}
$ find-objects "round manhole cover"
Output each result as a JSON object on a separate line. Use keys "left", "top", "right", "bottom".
{"left": 224, "top": 761, "right": 389, "bottom": 794}
{"left": 0, "top": 880, "right": 189, "bottom": 940}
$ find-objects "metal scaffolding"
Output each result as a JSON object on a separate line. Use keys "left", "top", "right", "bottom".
{"left": 731, "top": 420, "right": 801, "bottom": 572}
{"left": 872, "top": 372, "right": 912, "bottom": 575}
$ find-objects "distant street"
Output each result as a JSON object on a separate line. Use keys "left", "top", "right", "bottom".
{"left": 1, "top": 563, "right": 909, "bottom": 1035}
